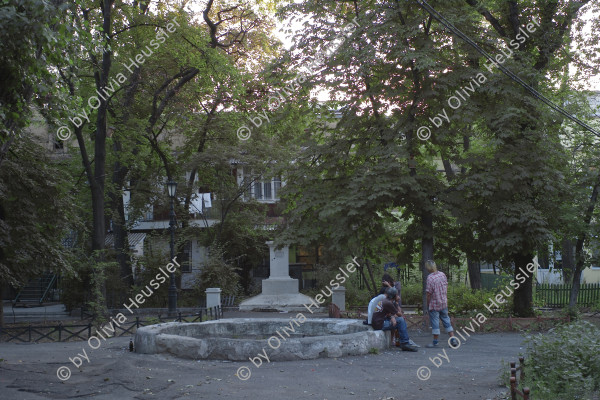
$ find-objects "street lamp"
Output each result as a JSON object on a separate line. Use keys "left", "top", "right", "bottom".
{"left": 167, "top": 180, "right": 178, "bottom": 315}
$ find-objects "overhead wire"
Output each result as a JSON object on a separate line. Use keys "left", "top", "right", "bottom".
{"left": 413, "top": 0, "right": 600, "bottom": 138}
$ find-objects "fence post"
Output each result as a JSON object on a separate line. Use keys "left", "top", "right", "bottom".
{"left": 510, "top": 367, "right": 518, "bottom": 400}
{"left": 178, "top": 312, "right": 182, "bottom": 322}
{"left": 519, "top": 357, "right": 525, "bottom": 381}
{"left": 88, "top": 323, "right": 91, "bottom": 338}
{"left": 523, "top": 387, "right": 530, "bottom": 400}
{"left": 136, "top": 316, "right": 139, "bottom": 329}
{"left": 206, "top": 288, "right": 222, "bottom": 310}
{"left": 28, "top": 325, "right": 31, "bottom": 342}
{"left": 58, "top": 323, "right": 62, "bottom": 342}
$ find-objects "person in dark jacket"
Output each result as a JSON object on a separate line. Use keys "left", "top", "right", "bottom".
{"left": 371, "top": 287, "right": 418, "bottom": 352}
{"left": 380, "top": 273, "right": 402, "bottom": 307}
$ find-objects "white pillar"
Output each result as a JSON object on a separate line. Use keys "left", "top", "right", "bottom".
{"left": 205, "top": 288, "right": 222, "bottom": 309}
{"left": 332, "top": 286, "right": 346, "bottom": 311}
{"left": 267, "top": 241, "right": 290, "bottom": 278}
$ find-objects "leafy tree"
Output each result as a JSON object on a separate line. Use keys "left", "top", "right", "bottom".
{"left": 0, "top": 0, "right": 72, "bottom": 166}
{"left": 0, "top": 137, "right": 76, "bottom": 327}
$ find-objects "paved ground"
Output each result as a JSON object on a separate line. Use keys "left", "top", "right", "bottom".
{"left": 0, "top": 319, "right": 523, "bottom": 400}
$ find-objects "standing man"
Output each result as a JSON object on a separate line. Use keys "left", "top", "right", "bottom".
{"left": 425, "top": 260, "right": 458, "bottom": 348}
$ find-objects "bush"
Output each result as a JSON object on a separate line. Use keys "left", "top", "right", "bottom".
{"left": 345, "top": 283, "right": 373, "bottom": 308}
{"left": 400, "top": 282, "right": 511, "bottom": 316}
{"left": 447, "top": 285, "right": 511, "bottom": 316}
{"left": 134, "top": 250, "right": 176, "bottom": 308}
{"left": 516, "top": 320, "right": 600, "bottom": 399}
{"left": 193, "top": 245, "right": 241, "bottom": 297}
{"left": 401, "top": 282, "right": 423, "bottom": 305}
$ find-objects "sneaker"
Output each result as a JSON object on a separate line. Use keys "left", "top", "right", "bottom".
{"left": 408, "top": 339, "right": 421, "bottom": 348}
{"left": 426, "top": 342, "right": 439, "bottom": 348}
{"left": 449, "top": 337, "right": 459, "bottom": 347}
{"left": 400, "top": 343, "right": 419, "bottom": 352}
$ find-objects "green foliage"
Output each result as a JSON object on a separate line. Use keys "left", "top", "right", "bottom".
{"left": 88, "top": 258, "right": 117, "bottom": 324}
{"left": 0, "top": 0, "right": 74, "bottom": 132}
{"left": 591, "top": 298, "right": 600, "bottom": 314}
{"left": 59, "top": 250, "right": 121, "bottom": 321}
{"left": 134, "top": 248, "right": 177, "bottom": 308}
{"left": 447, "top": 285, "right": 508, "bottom": 316}
{"left": 563, "top": 306, "right": 581, "bottom": 321}
{"left": 516, "top": 320, "right": 600, "bottom": 399}
{"left": 0, "top": 137, "right": 76, "bottom": 287}
{"left": 401, "top": 282, "right": 423, "bottom": 306}
{"left": 400, "top": 282, "right": 512, "bottom": 316}
{"left": 193, "top": 245, "right": 241, "bottom": 297}
{"left": 344, "top": 283, "right": 372, "bottom": 309}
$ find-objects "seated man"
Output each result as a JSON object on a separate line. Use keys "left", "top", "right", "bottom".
{"left": 371, "top": 287, "right": 418, "bottom": 352}
{"left": 367, "top": 293, "right": 386, "bottom": 325}
{"left": 391, "top": 292, "right": 421, "bottom": 348}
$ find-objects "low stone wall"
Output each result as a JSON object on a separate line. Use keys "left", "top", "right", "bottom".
{"left": 135, "top": 318, "right": 389, "bottom": 361}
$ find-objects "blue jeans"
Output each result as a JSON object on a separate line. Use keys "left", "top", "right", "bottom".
{"left": 382, "top": 317, "right": 410, "bottom": 344}
{"left": 428, "top": 308, "right": 454, "bottom": 335}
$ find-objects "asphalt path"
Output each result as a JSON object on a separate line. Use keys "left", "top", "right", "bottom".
{"left": 0, "top": 328, "right": 524, "bottom": 400}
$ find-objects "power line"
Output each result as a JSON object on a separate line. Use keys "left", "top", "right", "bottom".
{"left": 414, "top": 0, "right": 600, "bottom": 138}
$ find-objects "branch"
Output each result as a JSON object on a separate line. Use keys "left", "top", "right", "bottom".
{"left": 464, "top": 0, "right": 507, "bottom": 37}
{"left": 110, "top": 23, "right": 168, "bottom": 38}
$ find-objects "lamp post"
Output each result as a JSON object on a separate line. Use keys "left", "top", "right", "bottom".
{"left": 167, "top": 180, "right": 178, "bottom": 315}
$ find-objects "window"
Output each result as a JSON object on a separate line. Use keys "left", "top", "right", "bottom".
{"left": 253, "top": 181, "right": 263, "bottom": 199}
{"left": 142, "top": 206, "right": 153, "bottom": 221}
{"left": 181, "top": 241, "right": 192, "bottom": 272}
{"left": 273, "top": 176, "right": 281, "bottom": 198}
{"left": 242, "top": 169, "right": 282, "bottom": 202}
{"left": 263, "top": 181, "right": 272, "bottom": 199}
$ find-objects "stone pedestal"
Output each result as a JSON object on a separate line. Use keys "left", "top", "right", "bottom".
{"left": 239, "top": 241, "right": 320, "bottom": 312}
{"left": 332, "top": 286, "right": 346, "bottom": 311}
{"left": 206, "top": 288, "right": 221, "bottom": 309}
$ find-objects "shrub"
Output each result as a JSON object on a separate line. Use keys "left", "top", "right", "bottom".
{"left": 516, "top": 320, "right": 600, "bottom": 399}
{"left": 134, "top": 250, "right": 175, "bottom": 308}
{"left": 345, "top": 283, "right": 372, "bottom": 308}
{"left": 193, "top": 245, "right": 241, "bottom": 297}
{"left": 401, "top": 282, "right": 423, "bottom": 305}
{"left": 447, "top": 285, "right": 511, "bottom": 316}
{"left": 400, "top": 282, "right": 510, "bottom": 316}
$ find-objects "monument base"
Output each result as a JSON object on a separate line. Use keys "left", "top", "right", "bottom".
{"left": 240, "top": 242, "right": 324, "bottom": 312}
{"left": 239, "top": 292, "right": 322, "bottom": 312}
{"left": 261, "top": 277, "right": 299, "bottom": 295}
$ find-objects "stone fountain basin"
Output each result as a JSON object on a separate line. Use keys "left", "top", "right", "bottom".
{"left": 134, "top": 318, "right": 389, "bottom": 361}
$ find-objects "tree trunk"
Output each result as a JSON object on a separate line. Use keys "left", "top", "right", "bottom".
{"left": 467, "top": 258, "right": 481, "bottom": 289}
{"left": 364, "top": 258, "right": 378, "bottom": 297}
{"left": 0, "top": 279, "right": 4, "bottom": 329}
{"left": 113, "top": 198, "right": 132, "bottom": 286}
{"left": 88, "top": 0, "right": 114, "bottom": 315}
{"left": 561, "top": 238, "right": 574, "bottom": 282}
{"left": 109, "top": 142, "right": 133, "bottom": 288}
{"left": 421, "top": 209, "right": 434, "bottom": 317}
{"left": 569, "top": 174, "right": 600, "bottom": 307}
{"left": 569, "top": 244, "right": 584, "bottom": 308}
{"left": 513, "top": 252, "right": 535, "bottom": 317}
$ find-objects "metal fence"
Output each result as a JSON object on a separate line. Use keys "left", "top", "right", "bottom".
{"left": 0, "top": 306, "right": 222, "bottom": 343}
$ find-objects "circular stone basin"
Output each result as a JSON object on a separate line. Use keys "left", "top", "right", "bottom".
{"left": 134, "top": 318, "right": 389, "bottom": 361}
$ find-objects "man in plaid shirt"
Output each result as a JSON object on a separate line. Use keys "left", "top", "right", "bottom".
{"left": 425, "top": 260, "right": 458, "bottom": 348}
